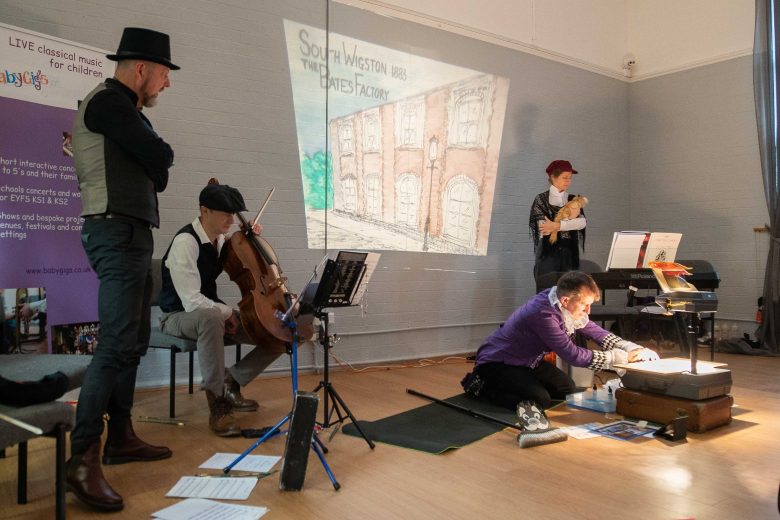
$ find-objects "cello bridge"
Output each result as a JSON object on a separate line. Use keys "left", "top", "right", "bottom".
{"left": 269, "top": 276, "right": 288, "bottom": 290}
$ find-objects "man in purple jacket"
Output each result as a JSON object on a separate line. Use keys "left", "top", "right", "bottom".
{"left": 464, "top": 271, "right": 658, "bottom": 411}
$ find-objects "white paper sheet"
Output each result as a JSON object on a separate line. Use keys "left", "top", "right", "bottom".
{"left": 643, "top": 232, "right": 682, "bottom": 266}
{"left": 613, "top": 357, "right": 728, "bottom": 374}
{"left": 198, "top": 453, "right": 280, "bottom": 473}
{"left": 606, "top": 231, "right": 649, "bottom": 269}
{"left": 559, "top": 423, "right": 603, "bottom": 440}
{"left": 349, "top": 252, "right": 380, "bottom": 305}
{"left": 152, "top": 498, "right": 268, "bottom": 520}
{"left": 165, "top": 477, "right": 258, "bottom": 501}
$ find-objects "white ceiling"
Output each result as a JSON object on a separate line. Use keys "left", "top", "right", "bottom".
{"left": 337, "top": 0, "right": 755, "bottom": 81}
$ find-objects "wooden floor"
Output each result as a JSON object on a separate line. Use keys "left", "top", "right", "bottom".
{"left": 2, "top": 351, "right": 779, "bottom": 519}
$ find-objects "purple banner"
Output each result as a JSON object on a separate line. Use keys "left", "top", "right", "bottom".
{"left": 1, "top": 23, "right": 108, "bottom": 352}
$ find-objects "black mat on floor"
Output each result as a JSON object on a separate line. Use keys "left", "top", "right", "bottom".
{"left": 342, "top": 393, "right": 520, "bottom": 454}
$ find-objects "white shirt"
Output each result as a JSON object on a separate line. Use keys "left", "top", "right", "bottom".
{"left": 165, "top": 218, "right": 233, "bottom": 320}
{"left": 540, "top": 185, "right": 587, "bottom": 233}
{"left": 29, "top": 299, "right": 47, "bottom": 313}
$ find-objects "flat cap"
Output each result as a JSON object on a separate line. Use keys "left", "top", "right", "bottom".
{"left": 199, "top": 183, "right": 246, "bottom": 213}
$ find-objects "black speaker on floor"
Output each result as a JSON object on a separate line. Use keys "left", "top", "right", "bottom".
{"left": 279, "top": 391, "right": 320, "bottom": 491}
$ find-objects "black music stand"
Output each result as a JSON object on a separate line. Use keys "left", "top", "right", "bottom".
{"left": 651, "top": 265, "right": 718, "bottom": 375}
{"left": 308, "top": 251, "right": 376, "bottom": 449}
{"left": 223, "top": 268, "right": 340, "bottom": 490}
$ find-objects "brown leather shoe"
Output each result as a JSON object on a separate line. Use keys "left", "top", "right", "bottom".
{"left": 66, "top": 442, "right": 124, "bottom": 511}
{"left": 102, "top": 417, "right": 173, "bottom": 465}
{"left": 225, "top": 371, "right": 259, "bottom": 412}
{"left": 206, "top": 390, "right": 242, "bottom": 437}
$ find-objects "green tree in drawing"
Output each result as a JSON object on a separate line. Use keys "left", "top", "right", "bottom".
{"left": 301, "top": 151, "right": 334, "bottom": 210}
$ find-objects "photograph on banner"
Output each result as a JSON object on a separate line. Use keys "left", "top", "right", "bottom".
{"left": 1, "top": 286, "right": 47, "bottom": 355}
{"left": 0, "top": 22, "right": 110, "bottom": 350}
{"left": 51, "top": 321, "right": 100, "bottom": 355}
{"left": 283, "top": 20, "right": 509, "bottom": 255}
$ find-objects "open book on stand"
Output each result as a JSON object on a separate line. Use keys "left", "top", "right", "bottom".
{"left": 606, "top": 231, "right": 682, "bottom": 270}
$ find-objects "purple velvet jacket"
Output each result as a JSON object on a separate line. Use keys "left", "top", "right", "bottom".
{"left": 476, "top": 289, "right": 611, "bottom": 369}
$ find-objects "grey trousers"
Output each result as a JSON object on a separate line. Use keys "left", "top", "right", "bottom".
{"left": 71, "top": 218, "right": 153, "bottom": 455}
{"left": 159, "top": 307, "right": 282, "bottom": 396}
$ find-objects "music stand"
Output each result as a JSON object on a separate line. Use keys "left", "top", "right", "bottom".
{"left": 309, "top": 251, "right": 378, "bottom": 449}
{"left": 222, "top": 265, "right": 340, "bottom": 490}
{"left": 650, "top": 263, "right": 717, "bottom": 375}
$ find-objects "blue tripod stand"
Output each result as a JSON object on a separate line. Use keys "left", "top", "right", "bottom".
{"left": 222, "top": 312, "right": 340, "bottom": 490}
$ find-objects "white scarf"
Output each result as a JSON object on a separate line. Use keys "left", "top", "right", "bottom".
{"left": 548, "top": 287, "right": 589, "bottom": 336}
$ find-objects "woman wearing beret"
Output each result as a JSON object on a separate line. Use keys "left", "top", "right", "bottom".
{"left": 529, "top": 160, "right": 586, "bottom": 283}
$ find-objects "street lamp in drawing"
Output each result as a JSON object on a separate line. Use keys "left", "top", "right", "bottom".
{"left": 422, "top": 136, "right": 438, "bottom": 251}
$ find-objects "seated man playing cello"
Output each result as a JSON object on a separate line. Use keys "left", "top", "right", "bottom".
{"left": 158, "top": 181, "right": 281, "bottom": 436}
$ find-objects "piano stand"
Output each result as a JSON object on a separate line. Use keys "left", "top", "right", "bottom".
{"left": 586, "top": 305, "right": 713, "bottom": 360}
{"left": 677, "top": 313, "right": 700, "bottom": 374}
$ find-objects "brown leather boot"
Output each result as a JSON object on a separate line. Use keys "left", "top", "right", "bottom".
{"left": 66, "top": 441, "right": 124, "bottom": 511}
{"left": 102, "top": 416, "right": 172, "bottom": 465}
{"left": 206, "top": 390, "right": 241, "bottom": 437}
{"left": 224, "top": 370, "right": 259, "bottom": 412}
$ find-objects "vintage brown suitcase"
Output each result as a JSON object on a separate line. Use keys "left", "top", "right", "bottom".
{"left": 615, "top": 388, "right": 733, "bottom": 433}
{"left": 620, "top": 368, "right": 732, "bottom": 400}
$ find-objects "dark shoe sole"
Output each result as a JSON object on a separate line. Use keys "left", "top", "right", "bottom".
{"left": 232, "top": 404, "right": 259, "bottom": 412}
{"left": 102, "top": 449, "right": 172, "bottom": 466}
{"left": 66, "top": 484, "right": 124, "bottom": 511}
{"left": 212, "top": 426, "right": 242, "bottom": 437}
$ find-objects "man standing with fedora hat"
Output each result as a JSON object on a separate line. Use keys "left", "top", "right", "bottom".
{"left": 67, "top": 27, "right": 179, "bottom": 511}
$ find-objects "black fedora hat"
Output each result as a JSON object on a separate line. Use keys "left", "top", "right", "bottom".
{"left": 106, "top": 27, "right": 180, "bottom": 70}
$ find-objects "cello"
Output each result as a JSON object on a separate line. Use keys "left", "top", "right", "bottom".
{"left": 215, "top": 179, "right": 313, "bottom": 353}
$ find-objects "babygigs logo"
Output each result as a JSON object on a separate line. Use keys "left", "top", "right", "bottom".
{"left": 0, "top": 68, "right": 49, "bottom": 90}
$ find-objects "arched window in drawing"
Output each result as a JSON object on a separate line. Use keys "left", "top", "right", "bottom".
{"left": 341, "top": 176, "right": 357, "bottom": 214}
{"left": 365, "top": 173, "right": 381, "bottom": 219}
{"left": 338, "top": 121, "right": 354, "bottom": 155}
{"left": 443, "top": 175, "right": 479, "bottom": 248}
{"left": 447, "top": 77, "right": 495, "bottom": 149}
{"left": 394, "top": 97, "right": 425, "bottom": 148}
{"left": 454, "top": 94, "right": 484, "bottom": 146}
{"left": 363, "top": 109, "right": 380, "bottom": 153}
{"left": 396, "top": 173, "right": 420, "bottom": 228}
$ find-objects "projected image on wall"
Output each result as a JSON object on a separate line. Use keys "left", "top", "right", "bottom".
{"left": 284, "top": 21, "right": 509, "bottom": 255}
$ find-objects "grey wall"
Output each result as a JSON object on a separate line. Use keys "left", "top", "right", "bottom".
{"left": 629, "top": 56, "right": 767, "bottom": 324}
{"left": 15, "top": 0, "right": 767, "bottom": 389}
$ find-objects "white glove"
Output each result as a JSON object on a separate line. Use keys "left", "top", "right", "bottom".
{"left": 607, "top": 349, "right": 628, "bottom": 376}
{"left": 630, "top": 347, "right": 660, "bottom": 362}
{"left": 608, "top": 348, "right": 628, "bottom": 367}
{"left": 617, "top": 340, "right": 643, "bottom": 353}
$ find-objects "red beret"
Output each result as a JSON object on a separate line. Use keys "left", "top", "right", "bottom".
{"left": 545, "top": 160, "right": 578, "bottom": 175}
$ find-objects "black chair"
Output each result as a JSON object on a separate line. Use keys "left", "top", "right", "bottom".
{"left": 147, "top": 259, "right": 242, "bottom": 418}
{"left": 0, "top": 355, "right": 91, "bottom": 520}
{"left": 535, "top": 261, "right": 602, "bottom": 293}
{"left": 578, "top": 259, "right": 603, "bottom": 274}
{"left": 535, "top": 271, "right": 564, "bottom": 293}
{"left": 0, "top": 402, "right": 72, "bottom": 520}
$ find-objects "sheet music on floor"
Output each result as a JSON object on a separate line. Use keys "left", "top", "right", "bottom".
{"left": 166, "top": 476, "right": 258, "bottom": 500}
{"left": 152, "top": 498, "right": 268, "bottom": 520}
{"left": 198, "top": 453, "right": 280, "bottom": 473}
